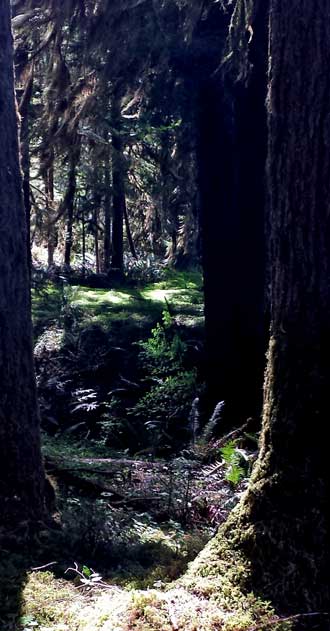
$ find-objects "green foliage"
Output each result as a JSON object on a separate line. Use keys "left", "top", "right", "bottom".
{"left": 137, "top": 310, "right": 187, "bottom": 377}
{"left": 220, "top": 441, "right": 249, "bottom": 487}
{"left": 132, "top": 370, "right": 197, "bottom": 452}
{"left": 129, "top": 310, "right": 199, "bottom": 453}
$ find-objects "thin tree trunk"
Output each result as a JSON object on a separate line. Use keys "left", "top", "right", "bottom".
{"left": 123, "top": 200, "right": 138, "bottom": 259}
{"left": 160, "top": 129, "right": 178, "bottom": 261}
{"left": 45, "top": 159, "right": 56, "bottom": 269}
{"left": 94, "top": 208, "right": 100, "bottom": 274}
{"left": 0, "top": 1, "right": 46, "bottom": 525}
{"left": 17, "top": 57, "right": 34, "bottom": 270}
{"left": 103, "top": 147, "right": 112, "bottom": 272}
{"left": 82, "top": 207, "right": 86, "bottom": 278}
{"left": 111, "top": 90, "right": 125, "bottom": 274}
{"left": 64, "top": 151, "right": 78, "bottom": 268}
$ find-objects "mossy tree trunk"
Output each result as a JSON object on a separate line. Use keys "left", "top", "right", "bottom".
{"left": 0, "top": 1, "right": 46, "bottom": 526}
{"left": 219, "top": 0, "right": 330, "bottom": 617}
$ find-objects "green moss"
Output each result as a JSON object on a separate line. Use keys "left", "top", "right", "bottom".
{"left": 179, "top": 519, "right": 294, "bottom": 631}
{"left": 21, "top": 571, "right": 81, "bottom": 629}
{"left": 32, "top": 271, "right": 204, "bottom": 342}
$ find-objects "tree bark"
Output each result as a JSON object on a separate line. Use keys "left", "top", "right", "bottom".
{"left": 222, "top": 0, "right": 330, "bottom": 617}
{"left": 0, "top": 1, "right": 46, "bottom": 526}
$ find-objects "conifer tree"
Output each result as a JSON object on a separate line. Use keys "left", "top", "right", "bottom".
{"left": 0, "top": 0, "right": 46, "bottom": 526}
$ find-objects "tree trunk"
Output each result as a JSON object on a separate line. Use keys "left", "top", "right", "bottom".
{"left": 160, "top": 129, "right": 178, "bottom": 261}
{"left": 196, "top": 4, "right": 267, "bottom": 431}
{"left": 64, "top": 150, "right": 79, "bottom": 268}
{"left": 239, "top": 0, "right": 330, "bottom": 610}
{"left": 123, "top": 200, "right": 138, "bottom": 260}
{"left": 208, "top": 1, "right": 330, "bottom": 619}
{"left": 111, "top": 91, "right": 125, "bottom": 274}
{"left": 82, "top": 206, "right": 86, "bottom": 277}
{"left": 16, "top": 52, "right": 34, "bottom": 271}
{"left": 103, "top": 146, "right": 112, "bottom": 272}
{"left": 44, "top": 160, "right": 57, "bottom": 270}
{"left": 0, "top": 1, "right": 46, "bottom": 526}
{"left": 94, "top": 207, "right": 100, "bottom": 274}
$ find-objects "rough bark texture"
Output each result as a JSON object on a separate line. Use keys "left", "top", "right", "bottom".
{"left": 196, "top": 3, "right": 267, "bottom": 429}
{"left": 225, "top": 0, "right": 330, "bottom": 618}
{"left": 0, "top": 1, "right": 46, "bottom": 525}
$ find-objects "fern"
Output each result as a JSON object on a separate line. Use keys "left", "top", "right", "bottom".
{"left": 220, "top": 440, "right": 248, "bottom": 487}
{"left": 226, "top": 464, "right": 246, "bottom": 486}
{"left": 220, "top": 439, "right": 237, "bottom": 464}
{"left": 201, "top": 400, "right": 225, "bottom": 442}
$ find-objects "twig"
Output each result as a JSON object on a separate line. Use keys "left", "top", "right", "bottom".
{"left": 31, "top": 561, "right": 58, "bottom": 571}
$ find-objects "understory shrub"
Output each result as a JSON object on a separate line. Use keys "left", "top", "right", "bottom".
{"left": 127, "top": 310, "right": 201, "bottom": 454}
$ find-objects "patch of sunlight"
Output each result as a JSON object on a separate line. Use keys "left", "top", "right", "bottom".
{"left": 72, "top": 289, "right": 132, "bottom": 308}
{"left": 175, "top": 314, "right": 205, "bottom": 327}
{"left": 141, "top": 288, "right": 185, "bottom": 303}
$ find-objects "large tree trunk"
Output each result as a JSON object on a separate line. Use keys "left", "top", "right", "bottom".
{"left": 193, "top": 1, "right": 330, "bottom": 621}
{"left": 196, "top": 4, "right": 267, "bottom": 430}
{"left": 233, "top": 0, "right": 330, "bottom": 612}
{"left": 0, "top": 1, "right": 46, "bottom": 526}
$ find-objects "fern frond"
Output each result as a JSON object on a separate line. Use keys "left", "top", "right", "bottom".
{"left": 189, "top": 397, "right": 200, "bottom": 445}
{"left": 202, "top": 400, "right": 225, "bottom": 442}
{"left": 202, "top": 460, "right": 224, "bottom": 477}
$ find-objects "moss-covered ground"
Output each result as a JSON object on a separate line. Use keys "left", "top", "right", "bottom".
{"left": 32, "top": 269, "right": 204, "bottom": 340}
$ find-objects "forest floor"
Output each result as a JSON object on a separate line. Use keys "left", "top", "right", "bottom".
{"left": 0, "top": 269, "right": 286, "bottom": 631}
{"left": 0, "top": 437, "right": 257, "bottom": 631}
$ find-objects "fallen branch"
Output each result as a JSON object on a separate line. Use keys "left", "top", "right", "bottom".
{"left": 31, "top": 561, "right": 58, "bottom": 571}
